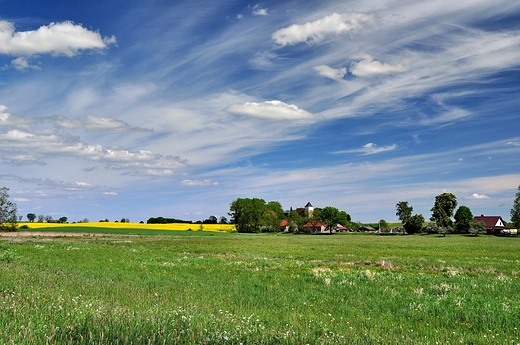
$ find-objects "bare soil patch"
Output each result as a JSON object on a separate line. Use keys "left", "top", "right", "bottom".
{"left": 0, "top": 231, "right": 103, "bottom": 237}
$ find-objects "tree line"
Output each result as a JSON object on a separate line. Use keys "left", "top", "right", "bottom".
{"left": 228, "top": 198, "right": 351, "bottom": 233}
{"left": 397, "top": 192, "right": 490, "bottom": 236}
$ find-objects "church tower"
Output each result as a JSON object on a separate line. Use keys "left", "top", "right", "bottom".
{"left": 304, "top": 202, "right": 314, "bottom": 217}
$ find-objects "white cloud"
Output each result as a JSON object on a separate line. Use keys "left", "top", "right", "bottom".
{"left": 349, "top": 53, "right": 409, "bottom": 77}
{"left": 333, "top": 143, "right": 397, "bottom": 155}
{"left": 13, "top": 197, "right": 30, "bottom": 202}
{"left": 224, "top": 100, "right": 315, "bottom": 120}
{"left": 0, "top": 129, "right": 189, "bottom": 174}
{"left": 507, "top": 141, "right": 520, "bottom": 147}
{"left": 252, "top": 5, "right": 268, "bottom": 16}
{"left": 52, "top": 115, "right": 152, "bottom": 132}
{"left": 75, "top": 182, "right": 92, "bottom": 187}
{"left": 272, "top": 12, "right": 375, "bottom": 46}
{"left": 0, "top": 20, "right": 115, "bottom": 57}
{"left": 466, "top": 193, "right": 490, "bottom": 199}
{"left": 182, "top": 179, "right": 219, "bottom": 186}
{"left": 102, "top": 191, "right": 118, "bottom": 196}
{"left": 11, "top": 57, "right": 40, "bottom": 71}
{"left": 313, "top": 65, "right": 347, "bottom": 80}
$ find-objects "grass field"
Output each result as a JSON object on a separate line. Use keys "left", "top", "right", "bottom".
{"left": 1, "top": 231, "right": 519, "bottom": 344}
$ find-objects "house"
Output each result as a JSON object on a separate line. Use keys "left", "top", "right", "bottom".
{"left": 473, "top": 214, "right": 506, "bottom": 235}
{"left": 302, "top": 221, "right": 331, "bottom": 234}
{"left": 280, "top": 219, "right": 290, "bottom": 232}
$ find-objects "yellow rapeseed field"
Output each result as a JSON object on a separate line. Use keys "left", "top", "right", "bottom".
{"left": 21, "top": 222, "right": 236, "bottom": 232}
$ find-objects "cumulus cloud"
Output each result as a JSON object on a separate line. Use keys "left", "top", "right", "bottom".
{"left": 182, "top": 179, "right": 219, "bottom": 186}
{"left": 313, "top": 65, "right": 347, "bottom": 80}
{"left": 272, "top": 12, "right": 375, "bottom": 46}
{"left": 224, "top": 100, "right": 315, "bottom": 120}
{"left": 0, "top": 129, "right": 189, "bottom": 174}
{"left": 333, "top": 143, "right": 397, "bottom": 155}
{"left": 252, "top": 5, "right": 268, "bottom": 16}
{"left": 0, "top": 20, "right": 116, "bottom": 57}
{"left": 11, "top": 57, "right": 40, "bottom": 71}
{"left": 349, "top": 53, "right": 410, "bottom": 77}
{"left": 466, "top": 193, "right": 490, "bottom": 199}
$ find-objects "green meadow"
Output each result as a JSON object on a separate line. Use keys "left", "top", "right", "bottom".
{"left": 1, "top": 232, "right": 519, "bottom": 344}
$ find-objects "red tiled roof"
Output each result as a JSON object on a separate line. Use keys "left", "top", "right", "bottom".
{"left": 473, "top": 215, "right": 505, "bottom": 230}
{"left": 280, "top": 219, "right": 289, "bottom": 227}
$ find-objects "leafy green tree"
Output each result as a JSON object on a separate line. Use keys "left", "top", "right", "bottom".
{"left": 469, "top": 220, "right": 486, "bottom": 236}
{"left": 219, "top": 216, "right": 228, "bottom": 224}
{"left": 454, "top": 206, "right": 473, "bottom": 233}
{"left": 337, "top": 211, "right": 351, "bottom": 226}
{"left": 404, "top": 214, "right": 425, "bottom": 234}
{"left": 288, "top": 210, "right": 304, "bottom": 233}
{"left": 263, "top": 209, "right": 280, "bottom": 232}
{"left": 430, "top": 192, "right": 458, "bottom": 230}
{"left": 0, "top": 187, "right": 18, "bottom": 232}
{"left": 511, "top": 185, "right": 520, "bottom": 230}
{"left": 266, "top": 201, "right": 285, "bottom": 220}
{"left": 321, "top": 206, "right": 341, "bottom": 233}
{"left": 379, "top": 219, "right": 388, "bottom": 230}
{"left": 395, "top": 201, "right": 413, "bottom": 225}
{"left": 27, "top": 213, "right": 36, "bottom": 222}
{"left": 229, "top": 198, "right": 266, "bottom": 233}
{"left": 59, "top": 216, "right": 68, "bottom": 224}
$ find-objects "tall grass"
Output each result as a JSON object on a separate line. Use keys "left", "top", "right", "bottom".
{"left": 1, "top": 233, "right": 519, "bottom": 344}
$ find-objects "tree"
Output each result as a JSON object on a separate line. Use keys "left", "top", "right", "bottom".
{"left": 37, "top": 215, "right": 44, "bottom": 222}
{"left": 59, "top": 217, "right": 68, "bottom": 224}
{"left": 203, "top": 216, "right": 218, "bottom": 224}
{"left": 219, "top": 216, "right": 228, "bottom": 224}
{"left": 511, "top": 185, "right": 520, "bottom": 230}
{"left": 469, "top": 220, "right": 486, "bottom": 236}
{"left": 263, "top": 209, "right": 280, "bottom": 232}
{"left": 379, "top": 219, "right": 388, "bottom": 230}
{"left": 337, "top": 211, "right": 351, "bottom": 226}
{"left": 430, "top": 192, "right": 458, "bottom": 230}
{"left": 404, "top": 214, "right": 425, "bottom": 234}
{"left": 44, "top": 215, "right": 53, "bottom": 222}
{"left": 454, "top": 206, "right": 473, "bottom": 233}
{"left": 288, "top": 210, "right": 304, "bottom": 233}
{"left": 229, "top": 198, "right": 266, "bottom": 233}
{"left": 396, "top": 201, "right": 413, "bottom": 225}
{"left": 27, "top": 213, "right": 36, "bottom": 222}
{"left": 321, "top": 206, "right": 340, "bottom": 233}
{"left": 0, "top": 187, "right": 18, "bottom": 232}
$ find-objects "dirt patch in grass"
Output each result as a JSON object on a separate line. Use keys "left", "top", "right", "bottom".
{"left": 0, "top": 231, "right": 103, "bottom": 237}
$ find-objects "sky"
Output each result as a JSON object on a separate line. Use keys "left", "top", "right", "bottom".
{"left": 0, "top": 0, "right": 519, "bottom": 224}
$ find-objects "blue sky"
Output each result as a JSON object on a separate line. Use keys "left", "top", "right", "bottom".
{"left": 1, "top": 0, "right": 519, "bottom": 223}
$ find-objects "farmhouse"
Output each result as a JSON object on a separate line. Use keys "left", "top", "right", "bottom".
{"left": 473, "top": 214, "right": 506, "bottom": 235}
{"left": 302, "top": 221, "right": 331, "bottom": 234}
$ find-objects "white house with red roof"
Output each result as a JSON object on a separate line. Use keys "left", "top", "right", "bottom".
{"left": 473, "top": 214, "right": 506, "bottom": 234}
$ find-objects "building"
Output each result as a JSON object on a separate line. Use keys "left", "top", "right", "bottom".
{"left": 473, "top": 215, "right": 506, "bottom": 235}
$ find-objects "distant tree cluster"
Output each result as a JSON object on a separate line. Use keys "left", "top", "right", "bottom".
{"left": 228, "top": 198, "right": 351, "bottom": 234}
{"left": 147, "top": 216, "right": 192, "bottom": 224}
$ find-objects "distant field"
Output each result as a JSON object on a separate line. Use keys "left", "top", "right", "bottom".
{"left": 18, "top": 221, "right": 236, "bottom": 233}
{"left": 1, "top": 232, "right": 519, "bottom": 344}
